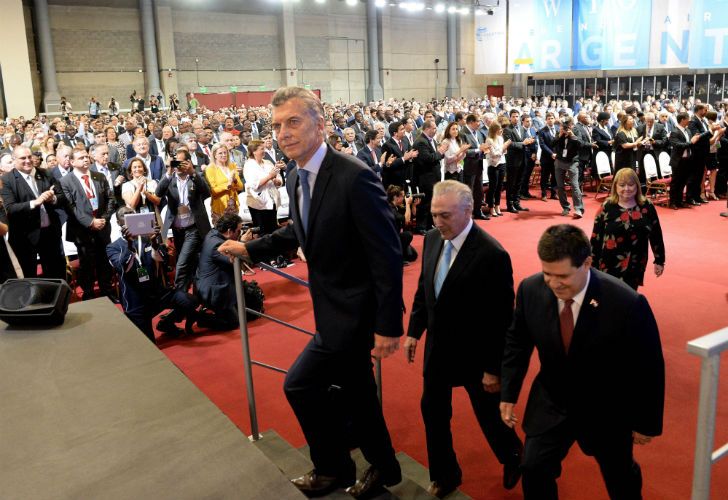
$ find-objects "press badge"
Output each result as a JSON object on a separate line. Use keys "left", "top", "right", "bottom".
{"left": 137, "top": 265, "right": 150, "bottom": 283}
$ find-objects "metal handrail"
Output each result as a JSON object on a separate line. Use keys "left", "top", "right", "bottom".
{"left": 687, "top": 326, "right": 728, "bottom": 500}
{"left": 233, "top": 258, "right": 383, "bottom": 442}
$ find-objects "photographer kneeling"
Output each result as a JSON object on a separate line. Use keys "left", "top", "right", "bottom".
{"left": 386, "top": 185, "right": 419, "bottom": 264}
{"left": 106, "top": 207, "right": 199, "bottom": 343}
{"left": 195, "top": 213, "right": 264, "bottom": 330}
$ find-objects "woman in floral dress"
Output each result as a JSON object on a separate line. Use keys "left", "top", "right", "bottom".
{"left": 590, "top": 168, "right": 665, "bottom": 290}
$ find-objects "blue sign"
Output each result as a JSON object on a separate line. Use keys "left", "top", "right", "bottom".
{"left": 573, "top": 0, "right": 652, "bottom": 70}
{"left": 533, "top": 0, "right": 573, "bottom": 72}
{"left": 689, "top": 0, "right": 728, "bottom": 68}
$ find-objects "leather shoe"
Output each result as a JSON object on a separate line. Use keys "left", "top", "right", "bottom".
{"left": 506, "top": 206, "right": 519, "bottom": 214}
{"left": 346, "top": 466, "right": 401, "bottom": 499}
{"left": 473, "top": 211, "right": 490, "bottom": 220}
{"left": 668, "top": 203, "right": 681, "bottom": 210}
{"left": 503, "top": 448, "right": 523, "bottom": 490}
{"left": 687, "top": 200, "right": 701, "bottom": 206}
{"left": 550, "top": 194, "right": 559, "bottom": 200}
{"left": 514, "top": 205, "right": 530, "bottom": 212}
{"left": 541, "top": 196, "right": 548, "bottom": 202}
{"left": 427, "top": 478, "right": 462, "bottom": 499}
{"left": 561, "top": 208, "right": 570, "bottom": 216}
{"left": 721, "top": 212, "right": 728, "bottom": 217}
{"left": 700, "top": 197, "right": 709, "bottom": 203}
{"left": 520, "top": 193, "right": 536, "bottom": 199}
{"left": 291, "top": 470, "right": 353, "bottom": 497}
{"left": 157, "top": 319, "right": 184, "bottom": 337}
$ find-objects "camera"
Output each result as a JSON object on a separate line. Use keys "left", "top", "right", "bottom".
{"left": 411, "top": 193, "right": 425, "bottom": 200}
{"left": 243, "top": 225, "right": 261, "bottom": 235}
{"left": 170, "top": 159, "right": 182, "bottom": 169}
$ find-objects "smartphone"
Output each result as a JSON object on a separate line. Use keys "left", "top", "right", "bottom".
{"left": 170, "top": 160, "right": 181, "bottom": 168}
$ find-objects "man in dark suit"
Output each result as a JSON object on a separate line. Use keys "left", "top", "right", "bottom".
{"left": 356, "top": 129, "right": 386, "bottom": 179}
{"left": 503, "top": 110, "right": 533, "bottom": 213}
{"left": 639, "top": 112, "right": 669, "bottom": 180}
{"left": 107, "top": 207, "right": 198, "bottom": 342}
{"left": 413, "top": 119, "right": 450, "bottom": 233}
{"left": 593, "top": 111, "right": 614, "bottom": 172}
{"left": 537, "top": 112, "right": 559, "bottom": 201}
{"left": 156, "top": 147, "right": 211, "bottom": 291}
{"left": 687, "top": 103, "right": 713, "bottom": 204}
{"left": 668, "top": 112, "right": 702, "bottom": 209}
{"left": 218, "top": 87, "right": 404, "bottom": 499}
{"left": 406, "top": 180, "right": 523, "bottom": 498}
{"left": 180, "top": 133, "right": 209, "bottom": 172}
{"left": 460, "top": 114, "right": 490, "bottom": 219}
{"left": 0, "top": 146, "right": 66, "bottom": 279}
{"left": 90, "top": 143, "right": 125, "bottom": 207}
{"left": 60, "top": 148, "right": 116, "bottom": 301}
{"left": 382, "top": 120, "right": 418, "bottom": 189}
{"left": 122, "top": 137, "right": 164, "bottom": 181}
{"left": 573, "top": 112, "right": 595, "bottom": 186}
{"left": 519, "top": 114, "right": 540, "bottom": 200}
{"left": 500, "top": 224, "right": 664, "bottom": 500}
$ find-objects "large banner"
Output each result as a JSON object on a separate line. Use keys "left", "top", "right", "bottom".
{"left": 507, "top": 0, "right": 572, "bottom": 73}
{"left": 474, "top": 4, "right": 507, "bottom": 74}
{"left": 650, "top": 0, "right": 692, "bottom": 68}
{"left": 689, "top": 0, "right": 728, "bottom": 68}
{"left": 572, "top": 0, "right": 652, "bottom": 70}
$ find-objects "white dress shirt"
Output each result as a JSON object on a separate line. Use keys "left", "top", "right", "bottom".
{"left": 435, "top": 218, "right": 473, "bottom": 278}
{"left": 295, "top": 142, "right": 327, "bottom": 219}
{"left": 557, "top": 270, "right": 591, "bottom": 325}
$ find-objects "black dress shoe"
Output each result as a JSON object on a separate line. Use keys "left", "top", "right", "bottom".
{"left": 520, "top": 193, "right": 536, "bottom": 199}
{"left": 550, "top": 193, "right": 559, "bottom": 200}
{"left": 427, "top": 478, "right": 462, "bottom": 499}
{"left": 503, "top": 444, "right": 523, "bottom": 490}
{"left": 157, "top": 319, "right": 184, "bottom": 337}
{"left": 291, "top": 470, "right": 354, "bottom": 497}
{"left": 346, "top": 466, "right": 401, "bottom": 499}
{"left": 688, "top": 200, "right": 701, "bottom": 206}
{"left": 506, "top": 207, "right": 519, "bottom": 214}
{"left": 514, "top": 205, "right": 530, "bottom": 211}
{"left": 720, "top": 212, "right": 728, "bottom": 217}
{"left": 473, "top": 212, "right": 490, "bottom": 220}
{"left": 668, "top": 203, "right": 681, "bottom": 210}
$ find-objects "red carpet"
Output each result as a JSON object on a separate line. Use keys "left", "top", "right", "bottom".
{"left": 160, "top": 193, "right": 728, "bottom": 499}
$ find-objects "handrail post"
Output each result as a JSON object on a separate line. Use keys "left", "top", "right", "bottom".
{"left": 234, "top": 258, "right": 260, "bottom": 441}
{"left": 691, "top": 354, "right": 720, "bottom": 500}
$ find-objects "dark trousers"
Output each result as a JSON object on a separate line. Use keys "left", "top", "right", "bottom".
{"left": 172, "top": 226, "right": 201, "bottom": 291}
{"left": 284, "top": 337, "right": 400, "bottom": 480}
{"left": 505, "top": 161, "right": 524, "bottom": 208}
{"left": 486, "top": 165, "right": 506, "bottom": 208}
{"left": 127, "top": 288, "right": 198, "bottom": 342}
{"left": 74, "top": 231, "right": 113, "bottom": 300}
{"left": 421, "top": 379, "right": 522, "bottom": 482}
{"left": 249, "top": 206, "right": 278, "bottom": 235}
{"left": 399, "top": 231, "right": 417, "bottom": 262}
{"left": 521, "top": 421, "right": 642, "bottom": 500}
{"left": 716, "top": 155, "right": 728, "bottom": 196}
{"left": 444, "top": 170, "right": 463, "bottom": 182}
{"left": 415, "top": 178, "right": 436, "bottom": 230}
{"left": 519, "top": 156, "right": 537, "bottom": 196}
{"left": 463, "top": 168, "right": 483, "bottom": 215}
{"left": 13, "top": 228, "right": 66, "bottom": 280}
{"left": 669, "top": 158, "right": 691, "bottom": 205}
{"left": 540, "top": 159, "right": 558, "bottom": 197}
{"left": 686, "top": 155, "right": 706, "bottom": 202}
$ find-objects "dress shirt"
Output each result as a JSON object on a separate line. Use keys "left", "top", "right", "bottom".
{"left": 73, "top": 169, "right": 97, "bottom": 198}
{"left": 434, "top": 218, "right": 472, "bottom": 278}
{"left": 295, "top": 142, "right": 327, "bottom": 221}
{"left": 557, "top": 270, "right": 591, "bottom": 325}
{"left": 94, "top": 163, "right": 113, "bottom": 188}
{"left": 265, "top": 148, "right": 277, "bottom": 163}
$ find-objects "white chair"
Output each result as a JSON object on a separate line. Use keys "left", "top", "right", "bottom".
{"left": 658, "top": 152, "right": 672, "bottom": 178}
{"left": 61, "top": 222, "right": 78, "bottom": 258}
{"left": 238, "top": 193, "right": 253, "bottom": 224}
{"left": 277, "top": 186, "right": 290, "bottom": 220}
{"left": 594, "top": 152, "right": 613, "bottom": 199}
{"left": 643, "top": 154, "right": 671, "bottom": 204}
{"left": 482, "top": 160, "right": 489, "bottom": 184}
{"left": 203, "top": 197, "right": 213, "bottom": 225}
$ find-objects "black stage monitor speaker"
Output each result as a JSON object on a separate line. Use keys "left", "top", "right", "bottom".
{"left": 0, "top": 279, "right": 72, "bottom": 326}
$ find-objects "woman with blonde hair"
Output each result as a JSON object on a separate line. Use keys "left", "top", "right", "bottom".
{"left": 204, "top": 142, "right": 244, "bottom": 223}
{"left": 613, "top": 114, "right": 642, "bottom": 171}
{"left": 590, "top": 168, "right": 665, "bottom": 290}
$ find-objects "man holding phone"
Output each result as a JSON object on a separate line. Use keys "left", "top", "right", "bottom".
{"left": 155, "top": 146, "right": 211, "bottom": 292}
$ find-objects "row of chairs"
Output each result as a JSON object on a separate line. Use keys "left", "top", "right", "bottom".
{"left": 594, "top": 151, "right": 673, "bottom": 204}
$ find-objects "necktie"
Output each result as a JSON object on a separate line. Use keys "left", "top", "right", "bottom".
{"left": 298, "top": 168, "right": 311, "bottom": 234}
{"left": 82, "top": 174, "right": 94, "bottom": 199}
{"left": 434, "top": 241, "right": 453, "bottom": 298}
{"left": 560, "top": 299, "right": 575, "bottom": 352}
{"left": 371, "top": 149, "right": 377, "bottom": 165}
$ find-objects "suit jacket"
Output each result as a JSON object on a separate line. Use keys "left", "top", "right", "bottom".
{"left": 413, "top": 134, "right": 443, "bottom": 187}
{"left": 0, "top": 169, "right": 65, "bottom": 250}
{"left": 149, "top": 137, "right": 167, "bottom": 158}
{"left": 121, "top": 155, "right": 165, "bottom": 181}
{"left": 688, "top": 116, "right": 712, "bottom": 160}
{"left": 106, "top": 236, "right": 167, "bottom": 316}
{"left": 459, "top": 127, "right": 484, "bottom": 176}
{"left": 190, "top": 150, "right": 210, "bottom": 172}
{"left": 573, "top": 122, "right": 594, "bottom": 163}
{"left": 381, "top": 137, "right": 409, "bottom": 186}
{"left": 668, "top": 128, "right": 693, "bottom": 168}
{"left": 592, "top": 125, "right": 614, "bottom": 159}
{"left": 356, "top": 145, "right": 383, "bottom": 177}
{"left": 245, "top": 144, "right": 403, "bottom": 352}
{"left": 155, "top": 172, "right": 211, "bottom": 238}
{"left": 408, "top": 224, "right": 514, "bottom": 385}
{"left": 640, "top": 122, "right": 669, "bottom": 158}
{"left": 538, "top": 125, "right": 560, "bottom": 165}
{"left": 60, "top": 170, "right": 115, "bottom": 243}
{"left": 91, "top": 162, "right": 124, "bottom": 205}
{"left": 195, "top": 229, "right": 236, "bottom": 313}
{"left": 522, "top": 126, "right": 539, "bottom": 161}
{"left": 503, "top": 125, "right": 525, "bottom": 168}
{"left": 501, "top": 269, "right": 664, "bottom": 442}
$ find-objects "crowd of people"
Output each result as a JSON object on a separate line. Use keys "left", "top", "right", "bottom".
{"left": 1, "top": 85, "right": 721, "bottom": 498}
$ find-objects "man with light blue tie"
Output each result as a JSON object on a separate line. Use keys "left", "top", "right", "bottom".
{"left": 405, "top": 180, "right": 523, "bottom": 498}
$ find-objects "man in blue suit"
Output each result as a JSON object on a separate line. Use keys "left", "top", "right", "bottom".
{"left": 219, "top": 87, "right": 403, "bottom": 499}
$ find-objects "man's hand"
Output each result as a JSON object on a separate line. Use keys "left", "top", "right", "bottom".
{"left": 500, "top": 402, "right": 519, "bottom": 428}
{"left": 404, "top": 337, "right": 417, "bottom": 363}
{"left": 218, "top": 239, "right": 249, "bottom": 260}
{"left": 34, "top": 190, "right": 53, "bottom": 206}
{"left": 438, "top": 142, "right": 449, "bottom": 154}
{"left": 90, "top": 218, "right": 106, "bottom": 231}
{"left": 120, "top": 224, "right": 133, "bottom": 241}
{"left": 632, "top": 432, "right": 653, "bottom": 445}
{"left": 482, "top": 372, "right": 501, "bottom": 393}
{"left": 372, "top": 334, "right": 400, "bottom": 359}
{"left": 654, "top": 263, "right": 664, "bottom": 277}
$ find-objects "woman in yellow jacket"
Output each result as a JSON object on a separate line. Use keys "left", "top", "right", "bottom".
{"left": 204, "top": 143, "right": 244, "bottom": 223}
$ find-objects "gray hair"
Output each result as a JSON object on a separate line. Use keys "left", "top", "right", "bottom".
{"left": 180, "top": 132, "right": 197, "bottom": 145}
{"left": 433, "top": 180, "right": 473, "bottom": 211}
{"left": 271, "top": 87, "right": 324, "bottom": 121}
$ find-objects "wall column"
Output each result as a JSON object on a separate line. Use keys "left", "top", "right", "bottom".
{"left": 366, "top": 0, "right": 383, "bottom": 101}
{"left": 32, "top": 0, "right": 60, "bottom": 113}
{"left": 512, "top": 73, "right": 525, "bottom": 98}
{"left": 279, "top": 1, "right": 298, "bottom": 88}
{"left": 445, "top": 13, "right": 460, "bottom": 98}
{"left": 154, "top": 0, "right": 178, "bottom": 105}
{"left": 139, "top": 0, "right": 162, "bottom": 98}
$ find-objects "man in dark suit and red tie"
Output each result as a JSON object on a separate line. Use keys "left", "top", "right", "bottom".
{"left": 381, "top": 120, "right": 418, "bottom": 189}
{"left": 500, "top": 224, "right": 665, "bottom": 500}
{"left": 405, "top": 180, "right": 523, "bottom": 498}
{"left": 0, "top": 146, "right": 66, "bottom": 280}
{"left": 60, "top": 148, "right": 116, "bottom": 300}
{"left": 413, "top": 119, "right": 450, "bottom": 233}
{"left": 218, "top": 87, "right": 404, "bottom": 499}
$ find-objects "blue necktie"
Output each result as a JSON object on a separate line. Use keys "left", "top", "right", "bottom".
{"left": 298, "top": 168, "right": 311, "bottom": 233}
{"left": 434, "top": 241, "right": 453, "bottom": 298}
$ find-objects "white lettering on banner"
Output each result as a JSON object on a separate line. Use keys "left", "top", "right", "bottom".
{"left": 581, "top": 36, "right": 602, "bottom": 65}
{"left": 614, "top": 34, "right": 637, "bottom": 66}
{"left": 542, "top": 40, "right": 561, "bottom": 69}
{"left": 661, "top": 31, "right": 689, "bottom": 64}
{"left": 615, "top": 0, "right": 638, "bottom": 10}
{"left": 704, "top": 11, "right": 712, "bottom": 22}
{"left": 543, "top": 0, "right": 562, "bottom": 17}
{"left": 705, "top": 27, "right": 728, "bottom": 64}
